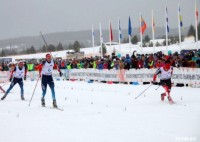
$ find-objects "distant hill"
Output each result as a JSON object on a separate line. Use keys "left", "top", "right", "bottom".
{"left": 0, "top": 27, "right": 189, "bottom": 50}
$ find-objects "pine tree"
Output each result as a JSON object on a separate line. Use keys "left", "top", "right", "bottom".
{"left": 42, "top": 45, "right": 47, "bottom": 52}
{"left": 162, "top": 40, "right": 166, "bottom": 46}
{"left": 143, "top": 35, "right": 150, "bottom": 46}
{"left": 30, "top": 46, "right": 36, "bottom": 53}
{"left": 0, "top": 50, "right": 6, "bottom": 57}
{"left": 155, "top": 42, "right": 160, "bottom": 47}
{"left": 99, "top": 44, "right": 107, "bottom": 56}
{"left": 47, "top": 44, "right": 56, "bottom": 52}
{"left": 57, "top": 42, "right": 64, "bottom": 51}
{"left": 67, "top": 43, "right": 73, "bottom": 50}
{"left": 187, "top": 25, "right": 196, "bottom": 38}
{"left": 131, "top": 35, "right": 138, "bottom": 44}
{"left": 73, "top": 41, "right": 80, "bottom": 52}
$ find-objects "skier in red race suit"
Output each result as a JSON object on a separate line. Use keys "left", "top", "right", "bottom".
{"left": 152, "top": 63, "right": 174, "bottom": 104}
{"left": 36, "top": 53, "right": 63, "bottom": 108}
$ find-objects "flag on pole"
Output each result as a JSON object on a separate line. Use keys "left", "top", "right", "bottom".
{"left": 128, "top": 16, "right": 132, "bottom": 36}
{"left": 92, "top": 26, "right": 95, "bottom": 39}
{"left": 109, "top": 22, "right": 113, "bottom": 42}
{"left": 179, "top": 5, "right": 183, "bottom": 28}
{"left": 195, "top": 0, "right": 199, "bottom": 49}
{"left": 196, "top": 1, "right": 199, "bottom": 21}
{"left": 178, "top": 4, "right": 183, "bottom": 51}
{"left": 152, "top": 10, "right": 155, "bottom": 51}
{"left": 152, "top": 14, "right": 156, "bottom": 32}
{"left": 166, "top": 7, "right": 169, "bottom": 33}
{"left": 118, "top": 18, "right": 122, "bottom": 40}
{"left": 99, "top": 23, "right": 103, "bottom": 57}
{"left": 100, "top": 28, "right": 103, "bottom": 43}
{"left": 165, "top": 6, "right": 169, "bottom": 49}
{"left": 92, "top": 25, "right": 95, "bottom": 47}
{"left": 140, "top": 16, "right": 147, "bottom": 34}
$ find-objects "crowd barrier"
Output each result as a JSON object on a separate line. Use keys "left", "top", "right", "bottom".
{"left": 0, "top": 68, "right": 200, "bottom": 86}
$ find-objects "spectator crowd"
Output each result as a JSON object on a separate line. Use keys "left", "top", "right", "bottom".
{"left": 1, "top": 50, "right": 200, "bottom": 72}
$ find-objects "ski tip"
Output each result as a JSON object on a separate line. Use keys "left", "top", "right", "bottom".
{"left": 169, "top": 102, "right": 175, "bottom": 105}
{"left": 55, "top": 108, "right": 64, "bottom": 111}
{"left": 43, "top": 106, "right": 64, "bottom": 111}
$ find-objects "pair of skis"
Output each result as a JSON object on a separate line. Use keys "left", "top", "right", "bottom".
{"left": 42, "top": 106, "right": 64, "bottom": 111}
{"left": 168, "top": 100, "right": 175, "bottom": 105}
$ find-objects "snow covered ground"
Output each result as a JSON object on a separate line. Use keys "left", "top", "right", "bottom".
{"left": 0, "top": 80, "right": 200, "bottom": 142}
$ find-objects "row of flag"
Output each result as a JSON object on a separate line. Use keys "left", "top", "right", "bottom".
{"left": 93, "top": 1, "right": 199, "bottom": 56}
{"left": 93, "top": 6, "right": 198, "bottom": 43}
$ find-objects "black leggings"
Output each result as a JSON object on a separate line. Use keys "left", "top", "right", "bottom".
{"left": 41, "top": 75, "right": 55, "bottom": 100}
{"left": 160, "top": 79, "right": 171, "bottom": 92}
{"left": 6, "top": 77, "right": 24, "bottom": 96}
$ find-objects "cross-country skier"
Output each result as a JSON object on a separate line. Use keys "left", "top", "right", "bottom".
{"left": 1, "top": 61, "right": 27, "bottom": 100}
{"left": 37, "top": 53, "right": 63, "bottom": 108}
{"left": 152, "top": 62, "right": 174, "bottom": 104}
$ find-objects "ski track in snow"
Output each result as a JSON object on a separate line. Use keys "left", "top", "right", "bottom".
{"left": 0, "top": 80, "right": 200, "bottom": 142}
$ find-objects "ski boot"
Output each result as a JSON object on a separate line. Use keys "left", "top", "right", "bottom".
{"left": 161, "top": 93, "right": 166, "bottom": 101}
{"left": 41, "top": 98, "right": 45, "bottom": 107}
{"left": 53, "top": 100, "right": 58, "bottom": 108}
{"left": 168, "top": 96, "right": 174, "bottom": 104}
{"left": 21, "top": 95, "right": 25, "bottom": 100}
{"left": 1, "top": 94, "right": 7, "bottom": 100}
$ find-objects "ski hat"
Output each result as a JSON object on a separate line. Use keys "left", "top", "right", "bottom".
{"left": 46, "top": 53, "right": 51, "bottom": 58}
{"left": 168, "top": 50, "right": 172, "bottom": 55}
{"left": 164, "top": 63, "right": 170, "bottom": 71}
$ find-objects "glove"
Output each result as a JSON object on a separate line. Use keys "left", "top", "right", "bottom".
{"left": 9, "top": 77, "right": 12, "bottom": 82}
{"left": 24, "top": 75, "right": 26, "bottom": 80}
{"left": 151, "top": 81, "right": 157, "bottom": 85}
{"left": 59, "top": 72, "right": 63, "bottom": 77}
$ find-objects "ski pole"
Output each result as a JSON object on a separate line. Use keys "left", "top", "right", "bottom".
{"left": 135, "top": 84, "right": 152, "bottom": 99}
{"left": 2, "top": 79, "right": 9, "bottom": 87}
{"left": 28, "top": 77, "right": 40, "bottom": 106}
{"left": 40, "top": 31, "right": 54, "bottom": 58}
{"left": 40, "top": 31, "right": 49, "bottom": 50}
{"left": 155, "top": 85, "right": 160, "bottom": 90}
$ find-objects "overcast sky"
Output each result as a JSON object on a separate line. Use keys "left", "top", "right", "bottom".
{"left": 0, "top": 0, "right": 198, "bottom": 40}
